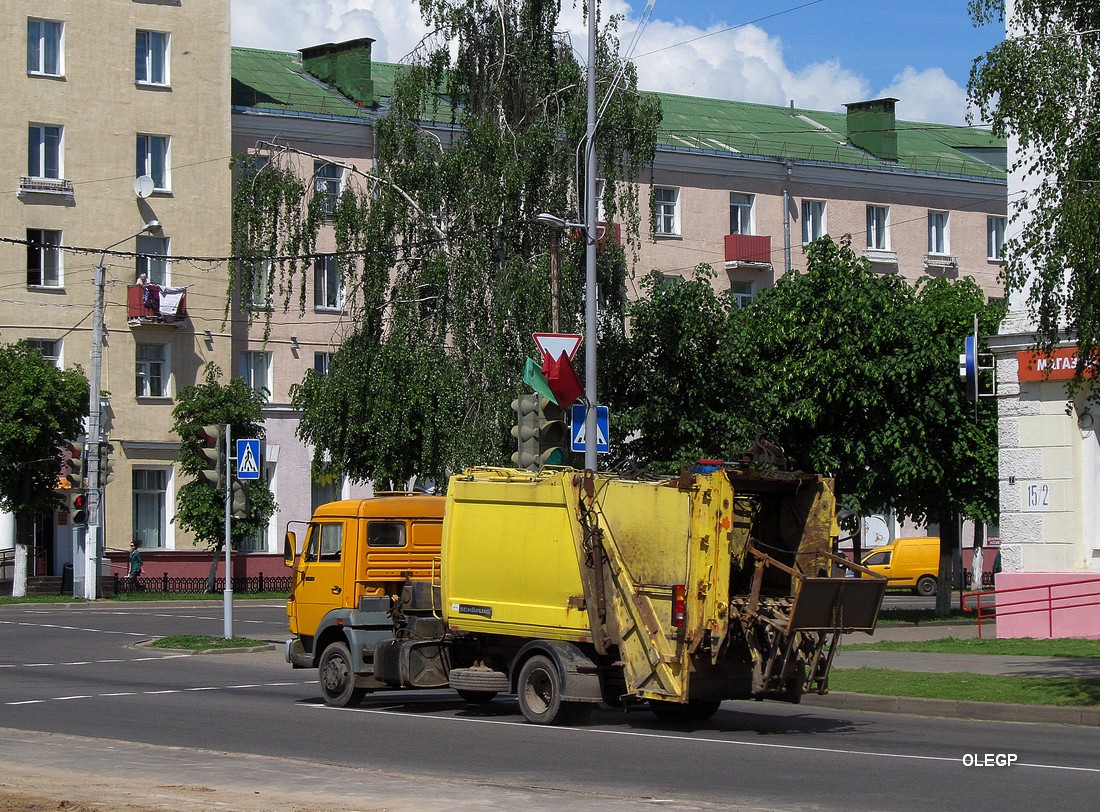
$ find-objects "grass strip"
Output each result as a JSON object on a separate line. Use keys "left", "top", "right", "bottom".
{"left": 149, "top": 634, "right": 269, "bottom": 650}
{"left": 844, "top": 636, "right": 1100, "bottom": 658}
{"left": 829, "top": 667, "right": 1100, "bottom": 707}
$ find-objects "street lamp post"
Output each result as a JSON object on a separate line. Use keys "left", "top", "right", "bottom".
{"left": 582, "top": 0, "right": 599, "bottom": 473}
{"left": 82, "top": 219, "right": 161, "bottom": 600}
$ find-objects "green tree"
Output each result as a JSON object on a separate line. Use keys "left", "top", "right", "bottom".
{"left": 172, "top": 364, "right": 275, "bottom": 591}
{"left": 234, "top": 1, "right": 660, "bottom": 486}
{"left": 607, "top": 238, "right": 1001, "bottom": 611}
{"left": 969, "top": 1, "right": 1100, "bottom": 393}
{"left": 602, "top": 265, "right": 752, "bottom": 469}
{"left": 0, "top": 342, "right": 87, "bottom": 596}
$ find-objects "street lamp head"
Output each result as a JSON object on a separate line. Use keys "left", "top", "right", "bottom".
{"left": 143, "top": 219, "right": 162, "bottom": 232}
{"left": 535, "top": 212, "right": 567, "bottom": 230}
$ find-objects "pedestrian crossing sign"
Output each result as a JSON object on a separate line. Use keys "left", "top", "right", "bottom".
{"left": 236, "top": 439, "right": 261, "bottom": 480}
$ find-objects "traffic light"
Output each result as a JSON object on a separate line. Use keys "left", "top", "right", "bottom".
{"left": 536, "top": 396, "right": 568, "bottom": 467}
{"left": 511, "top": 394, "right": 540, "bottom": 471}
{"left": 231, "top": 480, "right": 251, "bottom": 519}
{"left": 197, "top": 424, "right": 225, "bottom": 490}
{"left": 69, "top": 490, "right": 88, "bottom": 525}
{"left": 100, "top": 441, "right": 115, "bottom": 485}
{"left": 60, "top": 440, "right": 85, "bottom": 489}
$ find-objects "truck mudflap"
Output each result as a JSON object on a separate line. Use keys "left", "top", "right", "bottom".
{"left": 733, "top": 545, "right": 887, "bottom": 699}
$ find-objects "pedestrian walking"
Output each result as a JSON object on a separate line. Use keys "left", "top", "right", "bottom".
{"left": 126, "top": 540, "right": 143, "bottom": 591}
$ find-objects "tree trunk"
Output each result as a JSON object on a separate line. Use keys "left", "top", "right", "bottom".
{"left": 935, "top": 512, "right": 960, "bottom": 617}
{"left": 205, "top": 541, "right": 224, "bottom": 593}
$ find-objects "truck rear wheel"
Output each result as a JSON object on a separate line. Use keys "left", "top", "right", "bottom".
{"left": 319, "top": 641, "right": 366, "bottom": 708}
{"left": 517, "top": 654, "right": 592, "bottom": 725}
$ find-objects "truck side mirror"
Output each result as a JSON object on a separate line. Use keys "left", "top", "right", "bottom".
{"left": 283, "top": 531, "right": 296, "bottom": 567}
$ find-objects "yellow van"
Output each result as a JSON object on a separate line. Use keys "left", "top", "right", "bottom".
{"left": 861, "top": 537, "right": 940, "bottom": 596}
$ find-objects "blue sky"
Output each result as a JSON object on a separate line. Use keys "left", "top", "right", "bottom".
{"left": 231, "top": 1, "right": 1005, "bottom": 124}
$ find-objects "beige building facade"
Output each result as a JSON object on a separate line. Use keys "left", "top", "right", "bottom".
{"left": 0, "top": 0, "right": 232, "bottom": 584}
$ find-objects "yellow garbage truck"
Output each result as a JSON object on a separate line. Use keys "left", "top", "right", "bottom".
{"left": 285, "top": 463, "right": 886, "bottom": 725}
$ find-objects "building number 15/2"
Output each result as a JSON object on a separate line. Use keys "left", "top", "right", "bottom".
{"left": 1026, "top": 483, "right": 1050, "bottom": 510}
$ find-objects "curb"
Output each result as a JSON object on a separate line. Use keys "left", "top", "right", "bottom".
{"left": 803, "top": 691, "right": 1100, "bottom": 727}
{"left": 135, "top": 639, "right": 278, "bottom": 655}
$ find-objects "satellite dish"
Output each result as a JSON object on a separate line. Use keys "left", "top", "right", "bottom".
{"left": 134, "top": 175, "right": 154, "bottom": 199}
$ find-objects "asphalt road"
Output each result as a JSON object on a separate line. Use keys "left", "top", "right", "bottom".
{"left": 1, "top": 601, "right": 1098, "bottom": 811}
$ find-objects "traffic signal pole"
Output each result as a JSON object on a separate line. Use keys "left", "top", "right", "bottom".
{"left": 223, "top": 424, "right": 234, "bottom": 639}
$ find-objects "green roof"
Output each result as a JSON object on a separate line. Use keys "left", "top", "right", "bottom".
{"left": 655, "top": 92, "right": 1005, "bottom": 180}
{"left": 231, "top": 47, "right": 1005, "bottom": 181}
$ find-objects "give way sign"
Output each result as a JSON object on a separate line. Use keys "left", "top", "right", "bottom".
{"left": 533, "top": 333, "right": 582, "bottom": 362}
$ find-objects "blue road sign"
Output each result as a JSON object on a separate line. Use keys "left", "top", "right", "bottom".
{"left": 236, "top": 439, "right": 261, "bottom": 480}
{"left": 570, "top": 404, "right": 609, "bottom": 453}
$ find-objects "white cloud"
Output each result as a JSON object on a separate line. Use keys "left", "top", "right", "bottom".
{"left": 875, "top": 67, "right": 973, "bottom": 126}
{"left": 230, "top": 0, "right": 970, "bottom": 123}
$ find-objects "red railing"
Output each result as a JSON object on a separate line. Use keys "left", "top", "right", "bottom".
{"left": 724, "top": 233, "right": 771, "bottom": 265}
{"left": 962, "top": 575, "right": 1100, "bottom": 638}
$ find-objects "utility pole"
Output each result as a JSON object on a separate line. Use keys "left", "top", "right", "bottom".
{"left": 84, "top": 221, "right": 160, "bottom": 600}
{"left": 583, "top": 0, "right": 598, "bottom": 473}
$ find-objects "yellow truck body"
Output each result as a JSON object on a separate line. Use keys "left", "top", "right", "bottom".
{"left": 285, "top": 464, "right": 887, "bottom": 725}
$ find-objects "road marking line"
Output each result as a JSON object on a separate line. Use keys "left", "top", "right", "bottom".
{"left": 4, "top": 681, "right": 316, "bottom": 706}
{"left": 302, "top": 705, "right": 1100, "bottom": 775}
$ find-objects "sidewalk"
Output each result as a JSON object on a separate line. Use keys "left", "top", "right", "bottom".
{"left": 803, "top": 621, "right": 1100, "bottom": 726}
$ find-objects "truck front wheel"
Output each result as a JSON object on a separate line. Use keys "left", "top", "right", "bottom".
{"left": 517, "top": 654, "right": 591, "bottom": 725}
{"left": 319, "top": 641, "right": 366, "bottom": 708}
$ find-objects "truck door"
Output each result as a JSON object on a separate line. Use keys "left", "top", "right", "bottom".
{"left": 295, "top": 520, "right": 350, "bottom": 636}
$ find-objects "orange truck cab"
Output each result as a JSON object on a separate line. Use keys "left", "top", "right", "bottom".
{"left": 284, "top": 493, "right": 445, "bottom": 676}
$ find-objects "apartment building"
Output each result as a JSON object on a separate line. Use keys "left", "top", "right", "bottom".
{"left": 0, "top": 1, "right": 232, "bottom": 585}
{"left": 2, "top": 21, "right": 1007, "bottom": 585}
{"left": 640, "top": 95, "right": 1006, "bottom": 307}
{"left": 228, "top": 43, "right": 1006, "bottom": 551}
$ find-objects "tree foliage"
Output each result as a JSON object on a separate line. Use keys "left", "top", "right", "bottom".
{"left": 0, "top": 342, "right": 88, "bottom": 523}
{"left": 233, "top": 1, "right": 660, "bottom": 485}
{"left": 605, "top": 237, "right": 1001, "bottom": 527}
{"left": 172, "top": 364, "right": 275, "bottom": 548}
{"left": 969, "top": 0, "right": 1100, "bottom": 393}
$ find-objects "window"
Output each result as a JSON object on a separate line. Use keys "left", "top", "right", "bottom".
{"left": 305, "top": 523, "right": 342, "bottom": 562}
{"left": 311, "top": 474, "right": 343, "bottom": 511}
{"left": 314, "top": 161, "right": 342, "bottom": 215}
{"left": 863, "top": 550, "right": 891, "bottom": 566}
{"left": 135, "top": 30, "right": 169, "bottom": 85}
{"left": 242, "top": 259, "right": 271, "bottom": 309}
{"left": 866, "top": 205, "right": 890, "bottom": 250}
{"left": 801, "top": 200, "right": 826, "bottom": 244}
{"left": 728, "top": 280, "right": 754, "bottom": 309}
{"left": 27, "top": 229, "right": 61, "bottom": 287}
{"left": 135, "top": 343, "right": 167, "bottom": 397}
{"left": 27, "top": 18, "right": 62, "bottom": 76}
{"left": 314, "top": 352, "right": 335, "bottom": 375}
{"left": 27, "top": 339, "right": 60, "bottom": 367}
{"left": 136, "top": 134, "right": 170, "bottom": 190}
{"left": 729, "top": 193, "right": 754, "bottom": 235}
{"left": 28, "top": 124, "right": 62, "bottom": 179}
{"left": 314, "top": 256, "right": 344, "bottom": 310}
{"left": 653, "top": 187, "right": 680, "bottom": 236}
{"left": 136, "top": 235, "right": 169, "bottom": 285}
{"left": 133, "top": 468, "right": 167, "bottom": 549}
{"left": 987, "top": 216, "right": 1006, "bottom": 261}
{"left": 240, "top": 351, "right": 272, "bottom": 401}
{"left": 928, "top": 211, "right": 949, "bottom": 254}
{"left": 367, "top": 522, "right": 407, "bottom": 548}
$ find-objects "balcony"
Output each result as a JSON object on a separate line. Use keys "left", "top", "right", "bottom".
{"left": 724, "top": 233, "right": 772, "bottom": 269}
{"left": 863, "top": 248, "right": 899, "bottom": 268}
{"left": 924, "top": 254, "right": 958, "bottom": 273}
{"left": 18, "top": 176, "right": 74, "bottom": 199}
{"left": 127, "top": 284, "right": 188, "bottom": 326}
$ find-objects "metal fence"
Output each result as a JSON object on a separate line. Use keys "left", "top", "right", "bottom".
{"left": 114, "top": 572, "right": 291, "bottom": 595}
